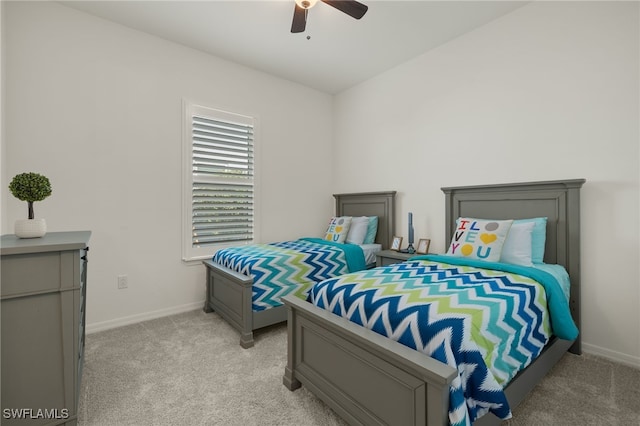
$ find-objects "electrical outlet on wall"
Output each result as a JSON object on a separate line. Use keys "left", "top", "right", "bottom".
{"left": 117, "top": 275, "right": 128, "bottom": 289}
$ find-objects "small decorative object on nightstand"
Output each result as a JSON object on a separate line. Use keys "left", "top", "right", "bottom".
{"left": 390, "top": 236, "right": 403, "bottom": 251}
{"left": 376, "top": 249, "right": 415, "bottom": 267}
{"left": 405, "top": 212, "right": 415, "bottom": 253}
{"left": 417, "top": 238, "right": 431, "bottom": 254}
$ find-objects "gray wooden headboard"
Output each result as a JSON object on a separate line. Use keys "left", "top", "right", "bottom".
{"left": 441, "top": 179, "right": 585, "bottom": 353}
{"left": 333, "top": 191, "right": 396, "bottom": 250}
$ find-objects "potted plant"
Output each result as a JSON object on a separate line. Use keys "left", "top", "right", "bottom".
{"left": 8, "top": 172, "right": 52, "bottom": 238}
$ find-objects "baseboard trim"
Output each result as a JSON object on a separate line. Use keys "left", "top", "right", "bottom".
{"left": 86, "top": 301, "right": 204, "bottom": 334}
{"left": 583, "top": 342, "right": 640, "bottom": 369}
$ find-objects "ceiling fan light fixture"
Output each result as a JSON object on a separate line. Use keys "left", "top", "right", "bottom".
{"left": 295, "top": 0, "right": 319, "bottom": 10}
{"left": 291, "top": 0, "right": 368, "bottom": 33}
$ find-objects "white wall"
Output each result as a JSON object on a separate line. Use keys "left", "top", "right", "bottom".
{"left": 1, "top": 3, "right": 6, "bottom": 227}
{"left": 333, "top": 1, "right": 639, "bottom": 367}
{"left": 3, "top": 1, "right": 638, "bottom": 369}
{"left": 2, "top": 1, "right": 334, "bottom": 331}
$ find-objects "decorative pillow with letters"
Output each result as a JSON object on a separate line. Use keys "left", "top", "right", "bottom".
{"left": 446, "top": 217, "right": 513, "bottom": 262}
{"left": 324, "top": 216, "right": 352, "bottom": 243}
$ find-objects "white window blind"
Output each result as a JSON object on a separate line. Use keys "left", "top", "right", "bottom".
{"left": 183, "top": 103, "right": 256, "bottom": 260}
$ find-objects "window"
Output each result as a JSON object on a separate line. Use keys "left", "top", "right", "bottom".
{"left": 183, "top": 102, "right": 256, "bottom": 261}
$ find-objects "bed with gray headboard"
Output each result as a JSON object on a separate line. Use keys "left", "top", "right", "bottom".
{"left": 203, "top": 191, "right": 396, "bottom": 348}
{"left": 282, "top": 179, "right": 585, "bottom": 426}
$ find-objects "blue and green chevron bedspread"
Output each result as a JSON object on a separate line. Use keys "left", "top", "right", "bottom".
{"left": 211, "top": 238, "right": 366, "bottom": 312}
{"left": 306, "top": 254, "right": 578, "bottom": 426}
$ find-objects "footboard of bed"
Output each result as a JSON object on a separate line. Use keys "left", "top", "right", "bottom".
{"left": 203, "top": 259, "right": 255, "bottom": 347}
{"left": 282, "top": 294, "right": 457, "bottom": 426}
{"left": 282, "top": 290, "right": 575, "bottom": 425}
{"left": 203, "top": 260, "right": 289, "bottom": 348}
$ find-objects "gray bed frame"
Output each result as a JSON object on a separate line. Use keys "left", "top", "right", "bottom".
{"left": 282, "top": 179, "right": 585, "bottom": 426}
{"left": 202, "top": 191, "right": 396, "bottom": 348}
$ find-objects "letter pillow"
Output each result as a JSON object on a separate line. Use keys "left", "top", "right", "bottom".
{"left": 324, "top": 216, "right": 352, "bottom": 243}
{"left": 446, "top": 217, "right": 514, "bottom": 262}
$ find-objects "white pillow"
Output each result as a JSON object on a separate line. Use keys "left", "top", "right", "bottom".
{"left": 500, "top": 221, "right": 535, "bottom": 266}
{"left": 346, "top": 216, "right": 369, "bottom": 245}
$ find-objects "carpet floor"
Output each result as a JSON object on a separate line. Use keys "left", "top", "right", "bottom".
{"left": 78, "top": 309, "right": 639, "bottom": 425}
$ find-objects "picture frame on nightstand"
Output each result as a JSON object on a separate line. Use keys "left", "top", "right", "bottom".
{"left": 417, "top": 238, "right": 431, "bottom": 254}
{"left": 390, "top": 236, "right": 403, "bottom": 251}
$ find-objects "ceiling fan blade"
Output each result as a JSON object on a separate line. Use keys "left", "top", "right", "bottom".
{"left": 321, "top": 0, "right": 368, "bottom": 19}
{"left": 291, "top": 4, "right": 307, "bottom": 33}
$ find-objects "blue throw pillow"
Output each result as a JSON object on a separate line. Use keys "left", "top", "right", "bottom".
{"left": 363, "top": 216, "right": 378, "bottom": 244}
{"left": 514, "top": 217, "right": 547, "bottom": 263}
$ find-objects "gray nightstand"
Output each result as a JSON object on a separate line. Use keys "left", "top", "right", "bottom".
{"left": 376, "top": 249, "right": 418, "bottom": 267}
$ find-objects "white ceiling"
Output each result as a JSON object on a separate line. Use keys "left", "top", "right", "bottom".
{"left": 59, "top": 0, "right": 528, "bottom": 94}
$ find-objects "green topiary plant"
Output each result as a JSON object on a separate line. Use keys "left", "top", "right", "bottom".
{"left": 8, "top": 172, "right": 52, "bottom": 220}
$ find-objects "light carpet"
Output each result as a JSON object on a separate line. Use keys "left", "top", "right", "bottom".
{"left": 78, "top": 309, "right": 639, "bottom": 425}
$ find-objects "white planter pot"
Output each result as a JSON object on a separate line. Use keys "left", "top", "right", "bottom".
{"left": 14, "top": 218, "right": 47, "bottom": 238}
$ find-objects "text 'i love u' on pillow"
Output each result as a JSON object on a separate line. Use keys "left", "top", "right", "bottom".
{"left": 447, "top": 218, "right": 513, "bottom": 262}
{"left": 324, "top": 216, "right": 352, "bottom": 243}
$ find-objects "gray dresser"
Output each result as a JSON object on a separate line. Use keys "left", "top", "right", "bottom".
{"left": 1, "top": 231, "right": 90, "bottom": 426}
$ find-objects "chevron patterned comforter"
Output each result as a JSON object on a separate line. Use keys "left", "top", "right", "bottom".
{"left": 211, "top": 238, "right": 366, "bottom": 312}
{"left": 307, "top": 254, "right": 578, "bottom": 426}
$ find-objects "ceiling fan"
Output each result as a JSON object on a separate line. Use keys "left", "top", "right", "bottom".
{"left": 291, "top": 0, "right": 368, "bottom": 33}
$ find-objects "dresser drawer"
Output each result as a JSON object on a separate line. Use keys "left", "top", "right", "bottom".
{"left": 1, "top": 252, "right": 61, "bottom": 297}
